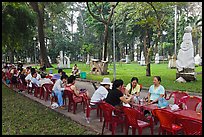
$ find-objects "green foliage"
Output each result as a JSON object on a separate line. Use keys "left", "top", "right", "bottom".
{"left": 2, "top": 84, "right": 96, "bottom": 135}
{"left": 2, "top": 2, "right": 36, "bottom": 63}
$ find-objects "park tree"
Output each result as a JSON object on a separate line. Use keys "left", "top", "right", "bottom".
{"left": 86, "top": 2, "right": 119, "bottom": 61}
{"left": 2, "top": 2, "right": 36, "bottom": 63}
{"left": 29, "top": 2, "right": 52, "bottom": 67}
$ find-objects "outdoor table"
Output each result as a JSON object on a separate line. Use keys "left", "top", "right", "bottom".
{"left": 174, "top": 109, "right": 202, "bottom": 122}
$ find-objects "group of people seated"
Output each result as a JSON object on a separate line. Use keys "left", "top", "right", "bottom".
{"left": 90, "top": 76, "right": 165, "bottom": 112}
{"left": 2, "top": 63, "right": 87, "bottom": 110}
{"left": 2, "top": 62, "right": 165, "bottom": 114}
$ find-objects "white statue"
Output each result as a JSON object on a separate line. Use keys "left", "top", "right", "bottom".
{"left": 59, "top": 51, "right": 63, "bottom": 68}
{"left": 176, "top": 26, "right": 195, "bottom": 72}
{"left": 155, "top": 53, "right": 160, "bottom": 64}
{"left": 168, "top": 54, "right": 176, "bottom": 69}
{"left": 64, "top": 54, "right": 70, "bottom": 68}
{"left": 86, "top": 54, "right": 90, "bottom": 65}
{"left": 125, "top": 55, "right": 130, "bottom": 63}
{"left": 140, "top": 51, "right": 145, "bottom": 66}
{"left": 26, "top": 57, "right": 31, "bottom": 63}
{"left": 194, "top": 54, "right": 202, "bottom": 66}
{"left": 134, "top": 44, "right": 137, "bottom": 62}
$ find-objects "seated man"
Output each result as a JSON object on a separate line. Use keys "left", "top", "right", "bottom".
{"left": 90, "top": 78, "right": 112, "bottom": 108}
{"left": 52, "top": 74, "right": 68, "bottom": 109}
{"left": 25, "top": 68, "right": 41, "bottom": 87}
{"left": 38, "top": 73, "right": 53, "bottom": 87}
{"left": 105, "top": 79, "right": 132, "bottom": 108}
{"left": 31, "top": 71, "right": 40, "bottom": 86}
{"left": 72, "top": 64, "right": 80, "bottom": 76}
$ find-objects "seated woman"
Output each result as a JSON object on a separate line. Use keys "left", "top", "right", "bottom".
{"left": 125, "top": 77, "right": 141, "bottom": 96}
{"left": 146, "top": 76, "right": 165, "bottom": 104}
{"left": 65, "top": 75, "right": 88, "bottom": 97}
{"left": 72, "top": 64, "right": 80, "bottom": 76}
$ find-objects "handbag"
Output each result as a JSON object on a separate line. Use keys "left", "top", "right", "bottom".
{"left": 158, "top": 97, "right": 169, "bottom": 108}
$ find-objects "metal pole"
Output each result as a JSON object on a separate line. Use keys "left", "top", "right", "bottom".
{"left": 113, "top": 10, "right": 116, "bottom": 81}
{"left": 174, "top": 5, "right": 177, "bottom": 55}
{"left": 34, "top": 41, "right": 36, "bottom": 64}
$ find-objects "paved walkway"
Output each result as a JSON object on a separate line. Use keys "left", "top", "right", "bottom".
{"left": 3, "top": 80, "right": 170, "bottom": 135}
{"left": 3, "top": 77, "right": 201, "bottom": 135}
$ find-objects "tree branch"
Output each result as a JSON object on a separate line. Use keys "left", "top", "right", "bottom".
{"left": 107, "top": 2, "right": 119, "bottom": 25}
{"left": 86, "top": 2, "right": 107, "bottom": 24}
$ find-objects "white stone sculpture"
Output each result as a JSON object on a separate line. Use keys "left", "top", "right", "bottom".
{"left": 64, "top": 54, "right": 70, "bottom": 68}
{"left": 176, "top": 26, "right": 196, "bottom": 81}
{"left": 194, "top": 54, "right": 202, "bottom": 66}
{"left": 155, "top": 53, "right": 160, "bottom": 64}
{"left": 134, "top": 44, "right": 137, "bottom": 62}
{"left": 125, "top": 55, "right": 130, "bottom": 64}
{"left": 140, "top": 51, "right": 145, "bottom": 66}
{"left": 176, "top": 26, "right": 195, "bottom": 71}
{"left": 86, "top": 54, "right": 90, "bottom": 65}
{"left": 168, "top": 54, "right": 176, "bottom": 69}
{"left": 59, "top": 51, "right": 63, "bottom": 68}
{"left": 26, "top": 57, "right": 31, "bottom": 63}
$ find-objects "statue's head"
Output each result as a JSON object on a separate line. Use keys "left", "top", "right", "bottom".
{"left": 184, "top": 26, "right": 192, "bottom": 33}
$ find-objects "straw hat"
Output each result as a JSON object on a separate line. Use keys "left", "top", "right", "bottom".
{"left": 100, "top": 78, "right": 112, "bottom": 85}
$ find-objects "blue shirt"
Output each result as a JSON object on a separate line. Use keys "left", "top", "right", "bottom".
{"left": 52, "top": 74, "right": 61, "bottom": 80}
{"left": 148, "top": 85, "right": 165, "bottom": 101}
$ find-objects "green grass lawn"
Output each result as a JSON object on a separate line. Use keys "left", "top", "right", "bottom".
{"left": 2, "top": 84, "right": 97, "bottom": 135}
{"left": 34, "top": 62, "right": 202, "bottom": 93}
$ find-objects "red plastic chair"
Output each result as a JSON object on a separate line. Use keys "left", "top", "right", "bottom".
{"left": 32, "top": 83, "right": 41, "bottom": 97}
{"left": 152, "top": 109, "right": 183, "bottom": 135}
{"left": 17, "top": 78, "right": 27, "bottom": 91}
{"left": 179, "top": 95, "right": 202, "bottom": 111}
{"left": 177, "top": 118, "right": 202, "bottom": 135}
{"left": 6, "top": 72, "right": 13, "bottom": 89}
{"left": 64, "top": 89, "right": 85, "bottom": 114}
{"left": 83, "top": 94, "right": 104, "bottom": 123}
{"left": 51, "top": 79, "right": 56, "bottom": 84}
{"left": 122, "top": 106, "right": 153, "bottom": 135}
{"left": 42, "top": 83, "right": 54, "bottom": 101}
{"left": 45, "top": 75, "right": 53, "bottom": 79}
{"left": 166, "top": 91, "right": 188, "bottom": 107}
{"left": 100, "top": 102, "right": 124, "bottom": 135}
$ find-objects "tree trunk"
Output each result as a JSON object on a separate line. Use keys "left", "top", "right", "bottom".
{"left": 154, "top": 30, "right": 161, "bottom": 55}
{"left": 30, "top": 2, "right": 52, "bottom": 68}
{"left": 9, "top": 49, "right": 14, "bottom": 64}
{"left": 144, "top": 28, "right": 151, "bottom": 76}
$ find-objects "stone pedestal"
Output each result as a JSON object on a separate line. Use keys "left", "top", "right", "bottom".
{"left": 176, "top": 68, "right": 196, "bottom": 82}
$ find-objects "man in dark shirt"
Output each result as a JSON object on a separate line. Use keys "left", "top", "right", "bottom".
{"left": 105, "top": 79, "right": 132, "bottom": 107}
